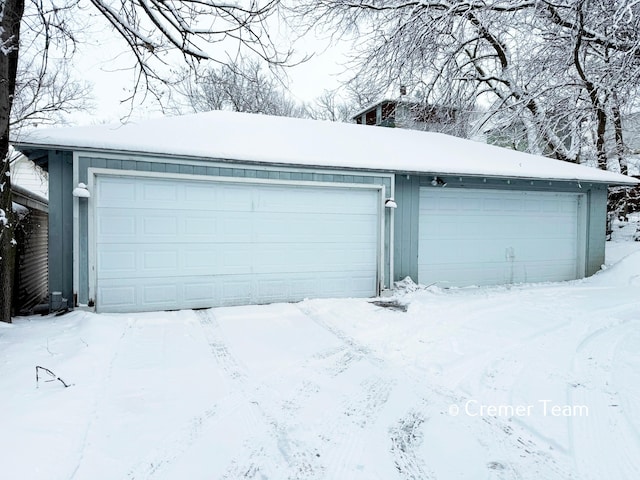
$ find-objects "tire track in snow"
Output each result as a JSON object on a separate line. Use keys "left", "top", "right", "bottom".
{"left": 130, "top": 309, "right": 329, "bottom": 480}
{"left": 218, "top": 312, "right": 395, "bottom": 479}
{"left": 128, "top": 310, "right": 259, "bottom": 479}
{"left": 69, "top": 318, "right": 133, "bottom": 480}
{"left": 570, "top": 317, "right": 640, "bottom": 480}
{"left": 343, "top": 376, "right": 395, "bottom": 428}
{"left": 297, "top": 303, "right": 386, "bottom": 367}
{"left": 477, "top": 415, "right": 576, "bottom": 480}
{"left": 196, "top": 309, "right": 248, "bottom": 381}
{"left": 389, "top": 410, "right": 434, "bottom": 480}
{"left": 299, "top": 304, "right": 430, "bottom": 478}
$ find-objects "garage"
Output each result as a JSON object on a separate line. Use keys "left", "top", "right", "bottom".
{"left": 418, "top": 188, "right": 586, "bottom": 287}
{"left": 92, "top": 174, "right": 382, "bottom": 313}
{"left": 15, "top": 110, "right": 637, "bottom": 313}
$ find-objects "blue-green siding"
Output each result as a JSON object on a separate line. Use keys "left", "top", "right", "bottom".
{"left": 586, "top": 186, "right": 608, "bottom": 275}
{"left": 393, "top": 175, "right": 420, "bottom": 282}
{"left": 47, "top": 151, "right": 74, "bottom": 308}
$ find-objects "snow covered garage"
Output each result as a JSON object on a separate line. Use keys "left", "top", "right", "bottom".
{"left": 14, "top": 111, "right": 637, "bottom": 313}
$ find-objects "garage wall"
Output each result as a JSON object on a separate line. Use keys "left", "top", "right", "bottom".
{"left": 585, "top": 185, "right": 608, "bottom": 275}
{"left": 48, "top": 150, "right": 74, "bottom": 310}
{"left": 394, "top": 174, "right": 607, "bottom": 283}
{"left": 393, "top": 174, "right": 420, "bottom": 282}
{"left": 74, "top": 153, "right": 393, "bottom": 306}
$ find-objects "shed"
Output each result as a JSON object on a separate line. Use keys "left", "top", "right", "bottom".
{"left": 13, "top": 111, "right": 638, "bottom": 313}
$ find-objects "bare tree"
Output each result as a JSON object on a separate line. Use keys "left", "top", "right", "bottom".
{"left": 306, "top": 89, "right": 351, "bottom": 122}
{"left": 0, "top": 0, "right": 290, "bottom": 322}
{"left": 11, "top": 0, "right": 93, "bottom": 130}
{"left": 292, "top": 0, "right": 640, "bottom": 170}
{"left": 175, "top": 58, "right": 305, "bottom": 117}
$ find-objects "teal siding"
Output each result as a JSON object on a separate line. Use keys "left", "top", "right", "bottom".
{"left": 586, "top": 186, "right": 607, "bottom": 276}
{"left": 393, "top": 175, "right": 420, "bottom": 282}
{"left": 48, "top": 151, "right": 74, "bottom": 309}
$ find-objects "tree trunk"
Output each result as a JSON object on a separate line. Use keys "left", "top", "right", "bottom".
{"left": 0, "top": 0, "right": 26, "bottom": 323}
{"left": 611, "top": 91, "right": 627, "bottom": 176}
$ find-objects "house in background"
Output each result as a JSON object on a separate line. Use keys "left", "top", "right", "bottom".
{"left": 13, "top": 111, "right": 638, "bottom": 314}
{"left": 352, "top": 98, "right": 465, "bottom": 135}
{"left": 11, "top": 154, "right": 49, "bottom": 199}
{"left": 10, "top": 154, "right": 49, "bottom": 315}
{"left": 350, "top": 84, "right": 474, "bottom": 138}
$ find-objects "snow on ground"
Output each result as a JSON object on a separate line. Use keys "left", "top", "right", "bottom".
{"left": 2, "top": 243, "right": 640, "bottom": 479}
{"left": 607, "top": 214, "right": 640, "bottom": 265}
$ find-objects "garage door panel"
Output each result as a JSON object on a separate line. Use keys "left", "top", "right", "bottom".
{"left": 98, "top": 205, "right": 378, "bottom": 244}
{"left": 98, "top": 242, "right": 379, "bottom": 279}
{"left": 97, "top": 268, "right": 380, "bottom": 313}
{"left": 99, "top": 285, "right": 136, "bottom": 309}
{"left": 142, "top": 182, "right": 179, "bottom": 203}
{"left": 255, "top": 188, "right": 377, "bottom": 215}
{"left": 419, "top": 188, "right": 583, "bottom": 287}
{"left": 98, "top": 179, "right": 137, "bottom": 206}
{"left": 95, "top": 176, "right": 380, "bottom": 312}
{"left": 143, "top": 216, "right": 178, "bottom": 236}
{"left": 143, "top": 250, "right": 178, "bottom": 270}
{"left": 97, "top": 250, "right": 137, "bottom": 274}
{"left": 143, "top": 284, "right": 179, "bottom": 305}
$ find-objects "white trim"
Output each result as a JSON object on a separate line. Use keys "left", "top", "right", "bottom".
{"left": 87, "top": 168, "right": 385, "bottom": 309}
{"left": 87, "top": 167, "right": 384, "bottom": 192}
{"left": 576, "top": 193, "right": 588, "bottom": 278}
{"left": 72, "top": 152, "right": 79, "bottom": 307}
{"left": 378, "top": 184, "right": 386, "bottom": 293}
{"left": 389, "top": 174, "right": 395, "bottom": 289}
{"left": 87, "top": 169, "right": 96, "bottom": 305}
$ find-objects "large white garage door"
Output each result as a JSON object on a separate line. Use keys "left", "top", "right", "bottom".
{"left": 93, "top": 175, "right": 380, "bottom": 312}
{"left": 418, "top": 188, "right": 585, "bottom": 287}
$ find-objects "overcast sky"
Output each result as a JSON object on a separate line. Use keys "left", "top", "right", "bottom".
{"left": 67, "top": 17, "right": 352, "bottom": 127}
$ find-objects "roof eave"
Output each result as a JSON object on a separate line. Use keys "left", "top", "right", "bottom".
{"left": 13, "top": 142, "right": 638, "bottom": 187}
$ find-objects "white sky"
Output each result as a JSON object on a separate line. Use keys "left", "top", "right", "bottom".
{"left": 67, "top": 15, "right": 352, "bottom": 126}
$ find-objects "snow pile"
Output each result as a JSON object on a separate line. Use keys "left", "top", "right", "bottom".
{"left": 590, "top": 250, "right": 640, "bottom": 286}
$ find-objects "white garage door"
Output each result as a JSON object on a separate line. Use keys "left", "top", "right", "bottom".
{"left": 418, "top": 188, "right": 585, "bottom": 287}
{"left": 93, "top": 175, "right": 380, "bottom": 312}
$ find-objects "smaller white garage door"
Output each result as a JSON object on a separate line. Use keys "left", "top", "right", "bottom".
{"left": 93, "top": 175, "right": 381, "bottom": 312}
{"left": 418, "top": 188, "right": 585, "bottom": 287}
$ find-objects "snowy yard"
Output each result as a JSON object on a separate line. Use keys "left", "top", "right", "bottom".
{"left": 2, "top": 242, "right": 640, "bottom": 479}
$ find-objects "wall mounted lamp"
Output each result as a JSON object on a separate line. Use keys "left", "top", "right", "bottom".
{"left": 72, "top": 182, "right": 91, "bottom": 198}
{"left": 385, "top": 198, "right": 398, "bottom": 209}
{"left": 431, "top": 176, "right": 447, "bottom": 187}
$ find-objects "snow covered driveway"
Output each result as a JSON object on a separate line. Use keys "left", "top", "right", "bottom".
{"left": 2, "top": 252, "right": 640, "bottom": 479}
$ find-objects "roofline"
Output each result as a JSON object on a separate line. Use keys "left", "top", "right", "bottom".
{"left": 12, "top": 183, "right": 48, "bottom": 212}
{"left": 14, "top": 142, "right": 639, "bottom": 187}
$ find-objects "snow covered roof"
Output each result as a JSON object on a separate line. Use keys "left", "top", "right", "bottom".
{"left": 13, "top": 110, "right": 638, "bottom": 185}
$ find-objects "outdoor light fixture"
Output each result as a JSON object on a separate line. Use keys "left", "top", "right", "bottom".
{"left": 385, "top": 198, "right": 398, "bottom": 209}
{"left": 72, "top": 182, "right": 90, "bottom": 198}
{"left": 431, "top": 176, "right": 447, "bottom": 187}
